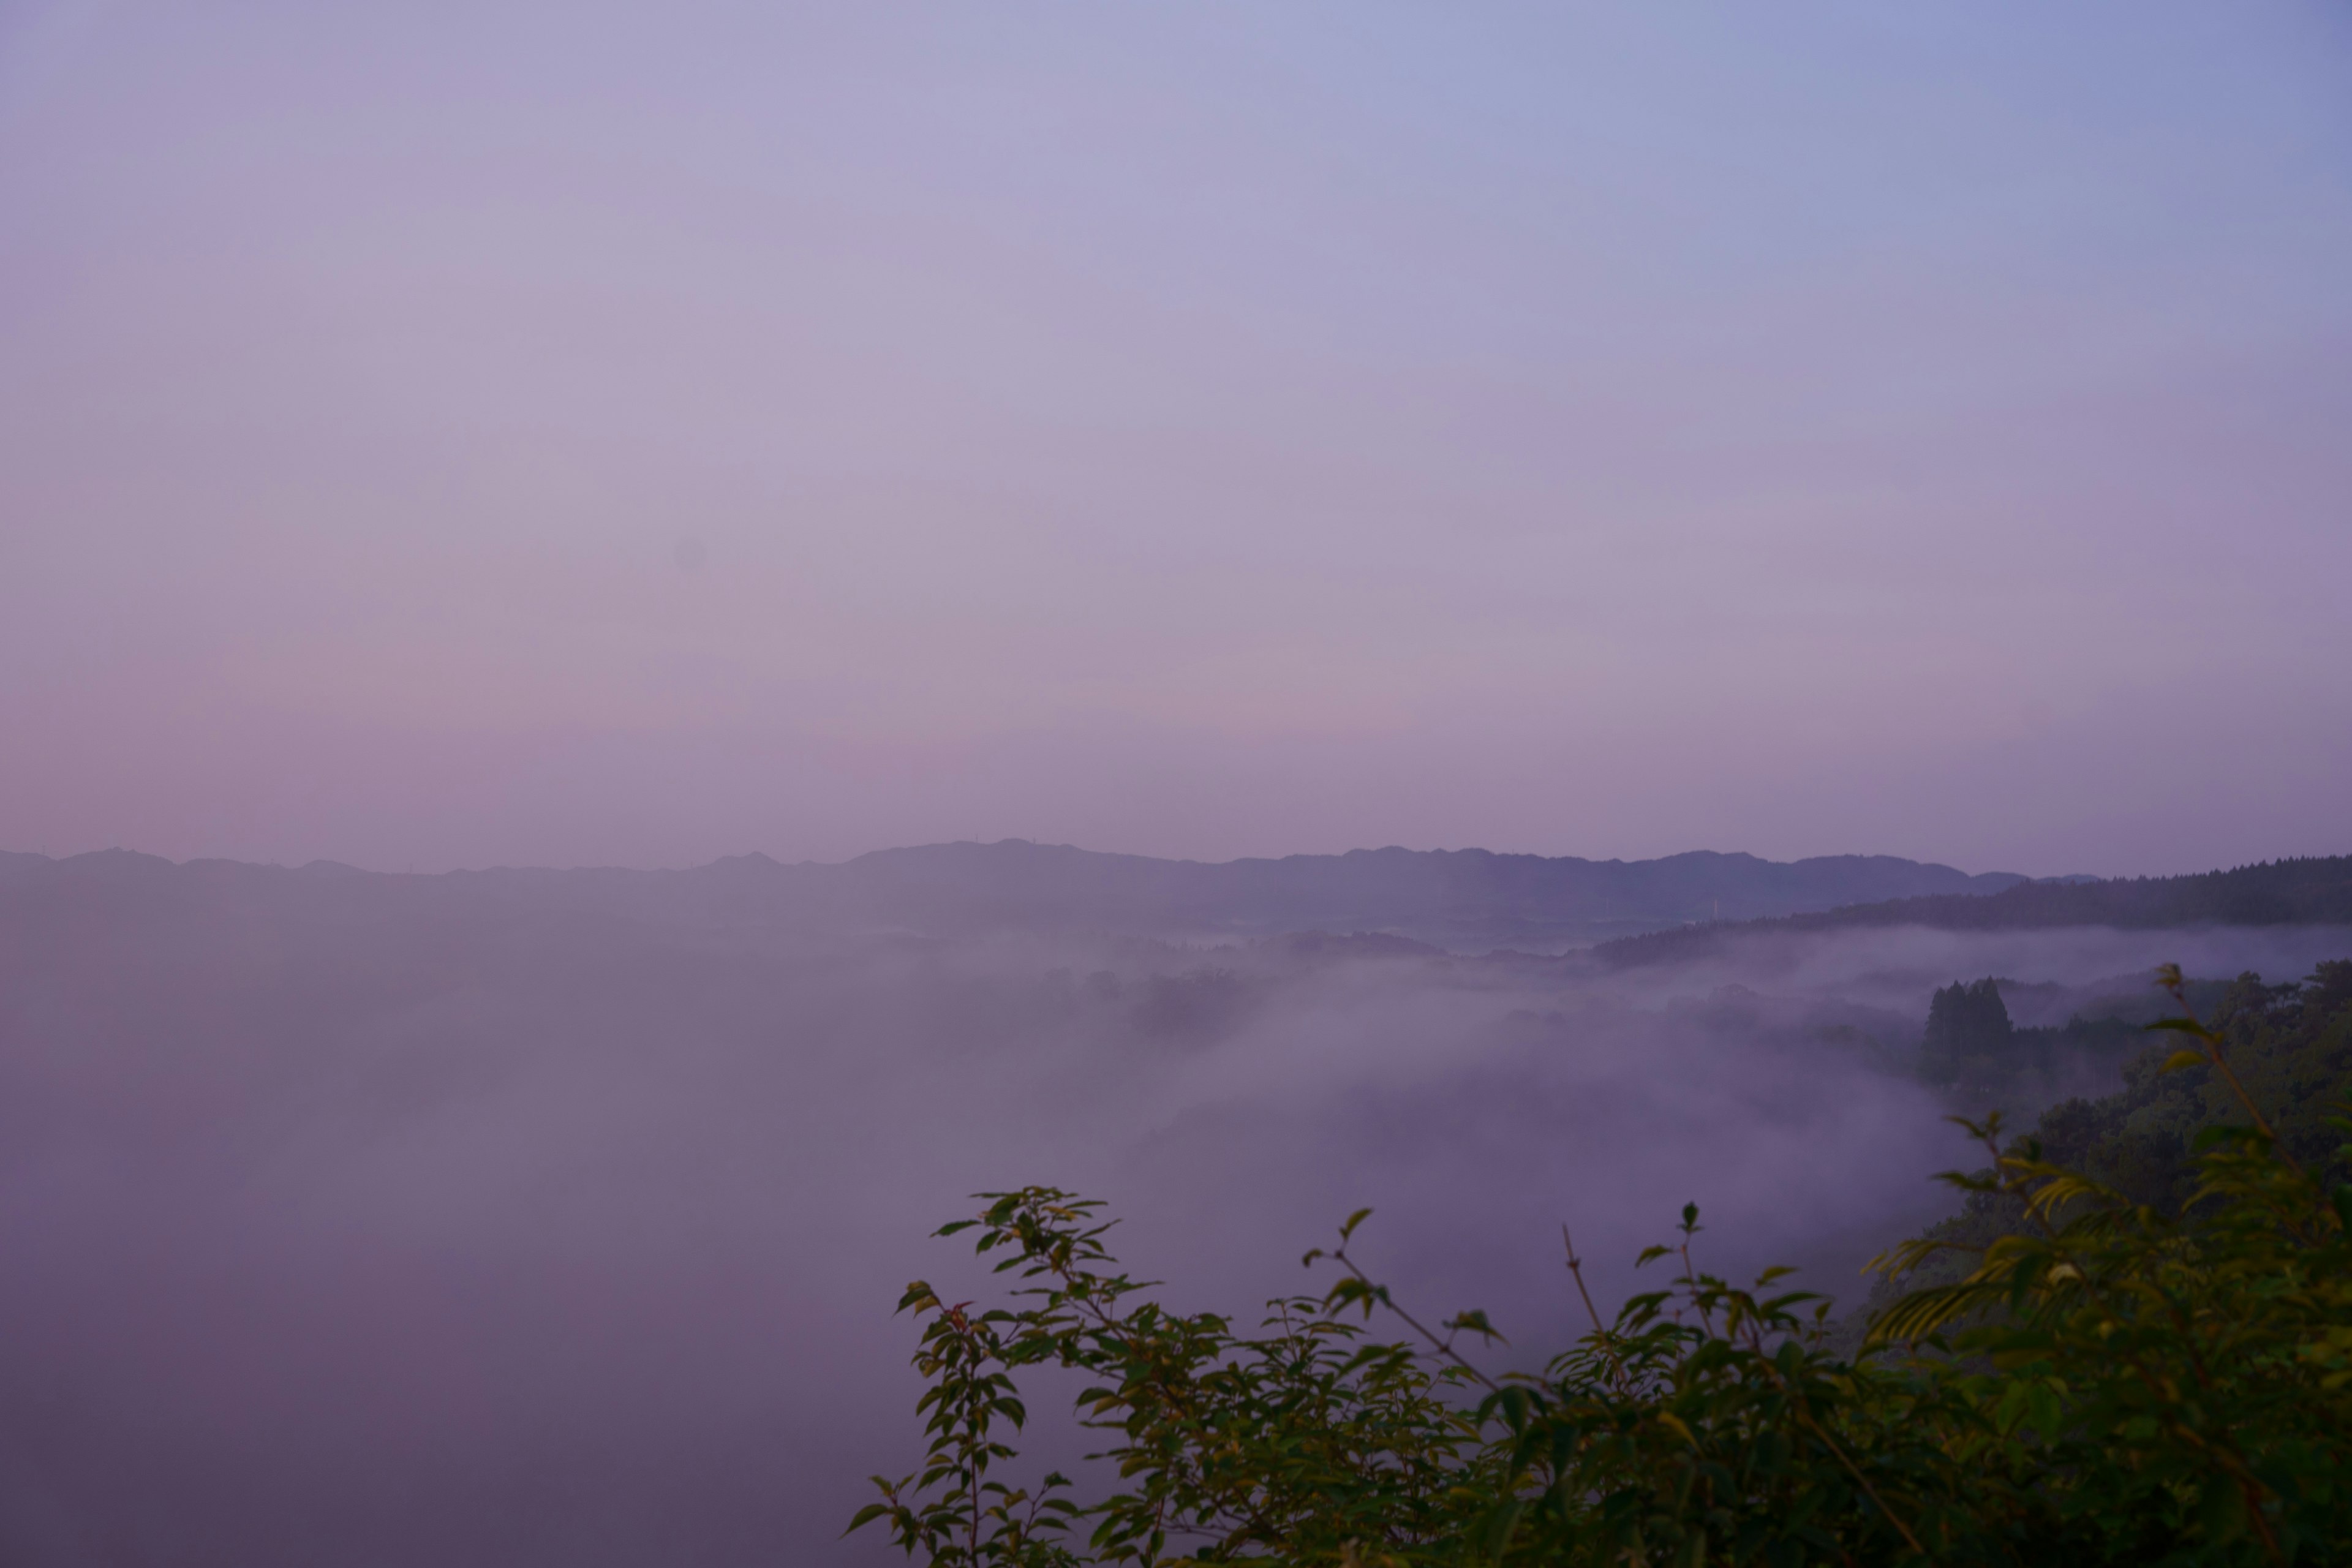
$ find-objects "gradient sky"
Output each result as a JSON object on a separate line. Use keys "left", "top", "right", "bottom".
{"left": 3, "top": 1, "right": 2348, "bottom": 876}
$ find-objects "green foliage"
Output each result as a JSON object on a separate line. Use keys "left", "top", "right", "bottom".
{"left": 856, "top": 966, "right": 2352, "bottom": 1565}
{"left": 1876, "top": 959, "right": 2352, "bottom": 1287}
{"left": 851, "top": 1194, "right": 1502, "bottom": 1566}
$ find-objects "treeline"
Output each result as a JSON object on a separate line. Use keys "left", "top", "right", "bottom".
{"left": 2034, "top": 959, "right": 2352, "bottom": 1200}
{"left": 856, "top": 965, "right": 2352, "bottom": 1566}
{"left": 1851, "top": 960, "right": 2352, "bottom": 1339}
{"left": 1911, "top": 975, "right": 2144, "bottom": 1106}
{"left": 1597, "top": 854, "right": 2352, "bottom": 970}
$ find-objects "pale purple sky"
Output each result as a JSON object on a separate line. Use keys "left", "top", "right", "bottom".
{"left": 3, "top": 1, "right": 2347, "bottom": 876}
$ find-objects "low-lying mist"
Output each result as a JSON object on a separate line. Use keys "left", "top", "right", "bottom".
{"left": 1, "top": 869, "right": 2343, "bottom": 1564}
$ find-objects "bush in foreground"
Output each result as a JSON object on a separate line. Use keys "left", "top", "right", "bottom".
{"left": 854, "top": 968, "right": 2352, "bottom": 1566}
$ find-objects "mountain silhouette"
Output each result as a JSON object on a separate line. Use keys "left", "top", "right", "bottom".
{"left": 0, "top": 840, "right": 2028, "bottom": 952}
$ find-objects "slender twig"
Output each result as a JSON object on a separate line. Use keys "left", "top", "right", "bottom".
{"left": 1327, "top": 1246, "right": 1501, "bottom": 1393}
{"left": 1562, "top": 1224, "right": 1606, "bottom": 1335}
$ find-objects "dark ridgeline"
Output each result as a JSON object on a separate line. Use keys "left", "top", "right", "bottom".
{"left": 1597, "top": 854, "right": 2352, "bottom": 969}
{"left": 808, "top": 843, "right": 2027, "bottom": 943}
{"left": 0, "top": 840, "right": 2025, "bottom": 954}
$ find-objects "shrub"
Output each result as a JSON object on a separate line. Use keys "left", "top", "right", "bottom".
{"left": 854, "top": 967, "right": 2352, "bottom": 1565}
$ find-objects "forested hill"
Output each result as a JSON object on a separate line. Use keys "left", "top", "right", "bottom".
{"left": 1596, "top": 854, "right": 2352, "bottom": 968}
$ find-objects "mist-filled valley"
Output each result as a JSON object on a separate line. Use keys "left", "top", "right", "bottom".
{"left": 2, "top": 846, "right": 2344, "bottom": 1564}
{"left": 9, "top": 3, "right": 2350, "bottom": 1556}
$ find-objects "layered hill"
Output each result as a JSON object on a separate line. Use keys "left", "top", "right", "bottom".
{"left": 0, "top": 840, "right": 2030, "bottom": 951}
{"left": 1596, "top": 854, "right": 2352, "bottom": 968}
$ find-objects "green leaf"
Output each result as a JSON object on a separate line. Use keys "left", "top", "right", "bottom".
{"left": 1447, "top": 1307, "right": 1506, "bottom": 1344}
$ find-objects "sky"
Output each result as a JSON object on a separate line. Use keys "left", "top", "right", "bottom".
{"left": 2, "top": 1, "right": 2348, "bottom": 878}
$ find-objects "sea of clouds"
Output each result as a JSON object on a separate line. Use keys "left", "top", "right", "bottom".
{"left": 1, "top": 904, "right": 2344, "bottom": 1565}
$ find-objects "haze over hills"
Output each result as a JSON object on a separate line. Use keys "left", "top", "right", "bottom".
{"left": 0, "top": 840, "right": 2032, "bottom": 953}
{"left": 4, "top": 836, "right": 2348, "bottom": 1566}
{"left": 1596, "top": 853, "right": 2352, "bottom": 968}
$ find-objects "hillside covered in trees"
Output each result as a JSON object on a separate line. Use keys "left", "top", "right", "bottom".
{"left": 1596, "top": 856, "right": 2352, "bottom": 970}
{"left": 1859, "top": 960, "right": 2352, "bottom": 1299}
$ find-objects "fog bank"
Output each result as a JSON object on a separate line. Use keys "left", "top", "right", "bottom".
{"left": 0, "top": 858, "right": 2342, "bottom": 1563}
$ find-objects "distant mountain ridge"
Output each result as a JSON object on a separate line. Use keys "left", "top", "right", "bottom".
{"left": 1596, "top": 854, "right": 2352, "bottom": 968}
{"left": 784, "top": 841, "right": 2031, "bottom": 945}
{"left": 0, "top": 841, "right": 2029, "bottom": 951}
